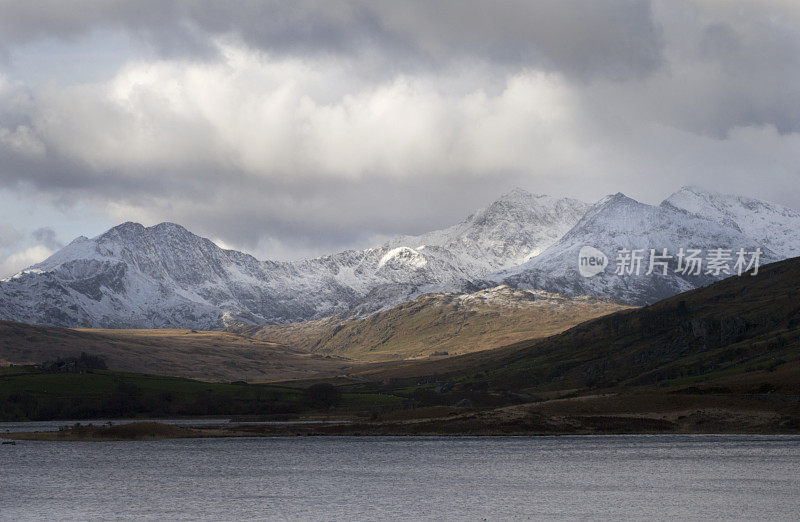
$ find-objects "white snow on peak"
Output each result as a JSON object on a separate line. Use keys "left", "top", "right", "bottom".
{"left": 386, "top": 188, "right": 590, "bottom": 276}
{"left": 1, "top": 186, "right": 798, "bottom": 329}
{"left": 662, "top": 186, "right": 800, "bottom": 257}
{"left": 0, "top": 188, "right": 587, "bottom": 328}
{"left": 32, "top": 235, "right": 106, "bottom": 272}
{"left": 490, "top": 190, "right": 782, "bottom": 305}
{"left": 378, "top": 247, "right": 427, "bottom": 269}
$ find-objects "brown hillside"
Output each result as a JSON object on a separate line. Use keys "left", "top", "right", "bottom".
{"left": 235, "top": 286, "right": 630, "bottom": 361}
{"left": 0, "top": 323, "right": 366, "bottom": 382}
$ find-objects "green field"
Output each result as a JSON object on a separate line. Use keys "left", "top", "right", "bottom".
{"left": 0, "top": 367, "right": 403, "bottom": 421}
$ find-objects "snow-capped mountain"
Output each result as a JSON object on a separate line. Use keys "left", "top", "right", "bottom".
{"left": 662, "top": 186, "right": 800, "bottom": 258}
{"left": 387, "top": 189, "right": 589, "bottom": 277}
{"left": 1, "top": 186, "right": 796, "bottom": 328}
{"left": 0, "top": 189, "right": 588, "bottom": 329}
{"left": 491, "top": 192, "right": 781, "bottom": 305}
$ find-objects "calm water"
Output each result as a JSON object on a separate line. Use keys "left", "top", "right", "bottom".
{"left": 2, "top": 435, "right": 799, "bottom": 521}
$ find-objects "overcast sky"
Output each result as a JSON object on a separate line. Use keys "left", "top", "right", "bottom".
{"left": 1, "top": 0, "right": 799, "bottom": 276}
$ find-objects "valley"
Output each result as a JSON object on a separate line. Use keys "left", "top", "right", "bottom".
{"left": 2, "top": 186, "right": 799, "bottom": 436}
{"left": 3, "top": 257, "right": 799, "bottom": 436}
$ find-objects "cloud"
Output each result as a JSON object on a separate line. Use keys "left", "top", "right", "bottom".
{"left": 0, "top": 1, "right": 215, "bottom": 61}
{"left": 0, "top": 224, "right": 22, "bottom": 247}
{"left": 648, "top": 0, "right": 800, "bottom": 136}
{"left": 0, "top": 46, "right": 592, "bottom": 255}
{"left": 0, "top": 226, "right": 62, "bottom": 277}
{"left": 0, "top": 1, "right": 798, "bottom": 260}
{"left": 0, "top": 244, "right": 54, "bottom": 277}
{"left": 0, "top": 1, "right": 664, "bottom": 80}
{"left": 32, "top": 227, "right": 63, "bottom": 251}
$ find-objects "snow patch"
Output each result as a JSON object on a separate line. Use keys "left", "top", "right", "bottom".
{"left": 378, "top": 247, "right": 427, "bottom": 269}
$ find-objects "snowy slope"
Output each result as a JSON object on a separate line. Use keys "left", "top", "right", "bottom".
{"left": 2, "top": 186, "right": 795, "bottom": 328}
{"left": 662, "top": 186, "right": 800, "bottom": 258}
{"left": 388, "top": 189, "right": 589, "bottom": 277}
{"left": 491, "top": 193, "right": 779, "bottom": 305}
{"left": 0, "top": 189, "right": 588, "bottom": 329}
{"left": 0, "top": 222, "right": 361, "bottom": 328}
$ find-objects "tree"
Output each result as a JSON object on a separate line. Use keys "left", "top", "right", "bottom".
{"left": 305, "top": 383, "right": 341, "bottom": 409}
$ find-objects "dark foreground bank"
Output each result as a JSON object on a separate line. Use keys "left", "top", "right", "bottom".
{"left": 5, "top": 389, "right": 800, "bottom": 441}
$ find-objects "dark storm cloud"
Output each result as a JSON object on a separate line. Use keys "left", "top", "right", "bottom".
{"left": 0, "top": 1, "right": 214, "bottom": 60}
{"left": 164, "top": 175, "right": 520, "bottom": 258}
{"left": 697, "top": 21, "right": 800, "bottom": 135}
{"left": 31, "top": 227, "right": 63, "bottom": 250}
{"left": 640, "top": 1, "right": 800, "bottom": 137}
{"left": 0, "top": 0, "right": 664, "bottom": 80}
{"left": 375, "top": 0, "right": 664, "bottom": 80}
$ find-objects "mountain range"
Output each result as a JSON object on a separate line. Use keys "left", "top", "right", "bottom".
{"left": 492, "top": 189, "right": 783, "bottom": 305}
{"left": 3, "top": 250, "right": 798, "bottom": 435}
{"left": 0, "top": 186, "right": 798, "bottom": 329}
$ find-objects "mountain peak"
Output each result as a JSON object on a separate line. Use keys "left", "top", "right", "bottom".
{"left": 475, "top": 190, "right": 586, "bottom": 224}
{"left": 152, "top": 221, "right": 187, "bottom": 230}
{"left": 98, "top": 221, "right": 195, "bottom": 242}
{"left": 564, "top": 192, "right": 653, "bottom": 235}
{"left": 663, "top": 185, "right": 800, "bottom": 257}
{"left": 494, "top": 187, "right": 559, "bottom": 205}
{"left": 593, "top": 192, "right": 639, "bottom": 209}
{"left": 498, "top": 187, "right": 535, "bottom": 201}
{"left": 106, "top": 221, "right": 145, "bottom": 234}
{"left": 676, "top": 185, "right": 713, "bottom": 195}
{"left": 151, "top": 222, "right": 194, "bottom": 236}
{"left": 2, "top": 185, "right": 798, "bottom": 329}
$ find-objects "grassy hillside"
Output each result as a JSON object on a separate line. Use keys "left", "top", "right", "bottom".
{"left": 235, "top": 287, "right": 630, "bottom": 361}
{"left": 475, "top": 257, "right": 800, "bottom": 394}
{"left": 3, "top": 259, "right": 799, "bottom": 433}
{"left": 0, "top": 324, "right": 367, "bottom": 382}
{"left": 355, "top": 257, "right": 800, "bottom": 397}
{"left": 0, "top": 366, "right": 402, "bottom": 421}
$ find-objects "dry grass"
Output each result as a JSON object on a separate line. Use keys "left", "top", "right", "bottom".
{"left": 236, "top": 291, "right": 630, "bottom": 362}
{"left": 0, "top": 322, "right": 371, "bottom": 382}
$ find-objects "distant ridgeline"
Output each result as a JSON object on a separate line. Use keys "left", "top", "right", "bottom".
{"left": 0, "top": 186, "right": 798, "bottom": 329}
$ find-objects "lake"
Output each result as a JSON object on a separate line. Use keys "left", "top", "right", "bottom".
{"left": 2, "top": 435, "right": 799, "bottom": 520}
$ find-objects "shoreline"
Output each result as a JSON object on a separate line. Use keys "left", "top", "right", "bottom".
{"left": 4, "top": 415, "right": 800, "bottom": 441}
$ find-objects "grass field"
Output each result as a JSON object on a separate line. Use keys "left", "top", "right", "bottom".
{"left": 0, "top": 366, "right": 403, "bottom": 421}
{"left": 0, "top": 323, "right": 369, "bottom": 382}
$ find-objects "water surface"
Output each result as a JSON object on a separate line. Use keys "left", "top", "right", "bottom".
{"left": 2, "top": 435, "right": 799, "bottom": 521}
